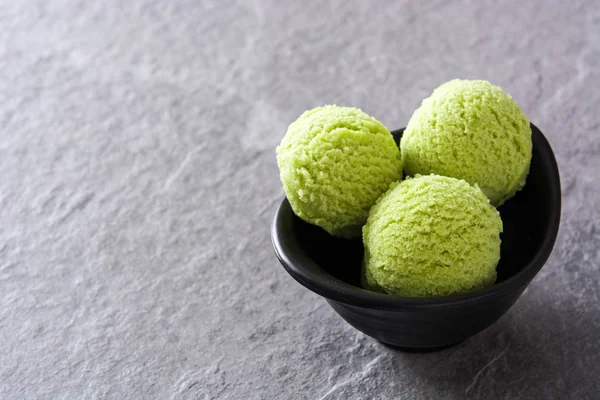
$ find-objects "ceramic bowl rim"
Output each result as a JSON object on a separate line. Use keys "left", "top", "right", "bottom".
{"left": 271, "top": 123, "right": 561, "bottom": 310}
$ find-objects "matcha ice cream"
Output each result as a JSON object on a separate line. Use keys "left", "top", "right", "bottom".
{"left": 401, "top": 79, "right": 532, "bottom": 206}
{"left": 363, "top": 174, "right": 502, "bottom": 297}
{"left": 277, "top": 105, "right": 402, "bottom": 237}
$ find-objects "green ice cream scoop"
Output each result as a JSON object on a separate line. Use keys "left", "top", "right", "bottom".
{"left": 363, "top": 174, "right": 502, "bottom": 297}
{"left": 401, "top": 79, "right": 532, "bottom": 206}
{"left": 276, "top": 105, "right": 402, "bottom": 238}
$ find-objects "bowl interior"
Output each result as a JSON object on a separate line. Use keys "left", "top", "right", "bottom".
{"left": 287, "top": 125, "right": 559, "bottom": 294}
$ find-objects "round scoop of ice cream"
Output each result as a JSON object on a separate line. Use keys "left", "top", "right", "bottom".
{"left": 363, "top": 174, "right": 502, "bottom": 297}
{"left": 277, "top": 105, "right": 402, "bottom": 238}
{"left": 401, "top": 79, "right": 532, "bottom": 206}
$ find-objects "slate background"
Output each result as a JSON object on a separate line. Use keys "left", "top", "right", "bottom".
{"left": 1, "top": 0, "right": 599, "bottom": 399}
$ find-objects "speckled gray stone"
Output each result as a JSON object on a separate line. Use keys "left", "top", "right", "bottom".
{"left": 0, "top": 1, "right": 598, "bottom": 399}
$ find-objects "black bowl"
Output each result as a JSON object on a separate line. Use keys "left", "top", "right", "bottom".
{"left": 272, "top": 124, "right": 561, "bottom": 351}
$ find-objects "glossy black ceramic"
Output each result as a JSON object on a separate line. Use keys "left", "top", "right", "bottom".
{"left": 272, "top": 124, "right": 561, "bottom": 351}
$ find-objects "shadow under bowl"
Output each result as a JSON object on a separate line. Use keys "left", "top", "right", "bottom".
{"left": 271, "top": 124, "right": 561, "bottom": 351}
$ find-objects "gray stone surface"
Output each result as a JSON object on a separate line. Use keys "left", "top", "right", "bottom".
{"left": 0, "top": 0, "right": 598, "bottom": 398}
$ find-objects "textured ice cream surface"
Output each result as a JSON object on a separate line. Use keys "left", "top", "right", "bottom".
{"left": 401, "top": 79, "right": 532, "bottom": 206}
{"left": 363, "top": 174, "right": 502, "bottom": 297}
{"left": 277, "top": 105, "right": 402, "bottom": 238}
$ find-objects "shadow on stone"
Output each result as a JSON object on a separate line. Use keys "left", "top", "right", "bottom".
{"left": 377, "top": 299, "right": 600, "bottom": 399}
